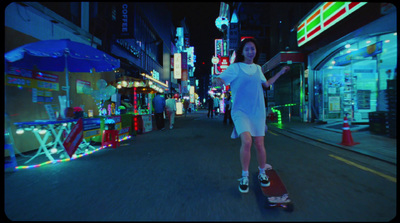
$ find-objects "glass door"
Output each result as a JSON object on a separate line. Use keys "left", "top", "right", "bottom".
{"left": 322, "top": 67, "right": 346, "bottom": 121}
{"left": 350, "top": 58, "right": 378, "bottom": 122}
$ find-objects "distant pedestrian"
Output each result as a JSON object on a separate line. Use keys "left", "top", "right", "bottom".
{"left": 183, "top": 98, "right": 190, "bottom": 117}
{"left": 207, "top": 95, "right": 214, "bottom": 118}
{"left": 165, "top": 94, "right": 177, "bottom": 129}
{"left": 152, "top": 92, "right": 165, "bottom": 130}
{"left": 212, "top": 37, "right": 290, "bottom": 193}
{"left": 223, "top": 92, "right": 233, "bottom": 124}
{"left": 213, "top": 96, "right": 220, "bottom": 116}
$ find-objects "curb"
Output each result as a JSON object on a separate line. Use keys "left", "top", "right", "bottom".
{"left": 268, "top": 125, "right": 396, "bottom": 165}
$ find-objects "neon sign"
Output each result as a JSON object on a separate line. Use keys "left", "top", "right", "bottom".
{"left": 297, "top": 2, "right": 367, "bottom": 47}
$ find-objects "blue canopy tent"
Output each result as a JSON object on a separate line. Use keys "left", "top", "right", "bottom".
{"left": 5, "top": 39, "right": 120, "bottom": 107}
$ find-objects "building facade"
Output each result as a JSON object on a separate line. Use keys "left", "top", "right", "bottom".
{"left": 298, "top": 2, "right": 397, "bottom": 130}
{"left": 4, "top": 2, "right": 180, "bottom": 153}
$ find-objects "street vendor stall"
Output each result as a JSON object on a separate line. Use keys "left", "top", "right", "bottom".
{"left": 4, "top": 39, "right": 121, "bottom": 168}
{"left": 108, "top": 75, "right": 167, "bottom": 134}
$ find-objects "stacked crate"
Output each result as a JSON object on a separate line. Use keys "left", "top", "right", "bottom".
{"left": 368, "top": 111, "right": 388, "bottom": 135}
{"left": 387, "top": 80, "right": 397, "bottom": 138}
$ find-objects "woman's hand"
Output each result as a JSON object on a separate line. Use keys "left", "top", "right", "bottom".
{"left": 279, "top": 66, "right": 290, "bottom": 75}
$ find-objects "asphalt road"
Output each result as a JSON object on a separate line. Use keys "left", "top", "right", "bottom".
{"left": 4, "top": 110, "right": 397, "bottom": 221}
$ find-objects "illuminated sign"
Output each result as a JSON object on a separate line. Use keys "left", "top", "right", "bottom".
{"left": 297, "top": 2, "right": 367, "bottom": 47}
{"left": 187, "top": 46, "right": 195, "bottom": 67}
{"left": 140, "top": 73, "right": 168, "bottom": 88}
{"left": 229, "top": 23, "right": 239, "bottom": 50}
{"left": 215, "top": 16, "right": 229, "bottom": 30}
{"left": 215, "top": 39, "right": 223, "bottom": 57}
{"left": 190, "top": 86, "right": 195, "bottom": 103}
{"left": 176, "top": 27, "right": 184, "bottom": 52}
{"left": 241, "top": 36, "right": 254, "bottom": 41}
{"left": 220, "top": 57, "right": 230, "bottom": 73}
{"left": 6, "top": 67, "right": 59, "bottom": 91}
{"left": 174, "top": 53, "right": 181, "bottom": 79}
{"left": 151, "top": 70, "right": 159, "bottom": 80}
{"left": 214, "top": 39, "right": 224, "bottom": 75}
{"left": 334, "top": 41, "right": 382, "bottom": 66}
{"left": 121, "top": 4, "right": 129, "bottom": 33}
{"left": 115, "top": 3, "right": 134, "bottom": 39}
{"left": 212, "top": 56, "right": 219, "bottom": 65}
{"left": 181, "top": 52, "right": 188, "bottom": 81}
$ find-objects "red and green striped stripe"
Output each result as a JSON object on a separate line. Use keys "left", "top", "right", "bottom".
{"left": 297, "top": 2, "right": 367, "bottom": 47}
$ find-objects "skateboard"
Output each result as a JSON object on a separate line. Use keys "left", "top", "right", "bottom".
{"left": 260, "top": 164, "right": 294, "bottom": 212}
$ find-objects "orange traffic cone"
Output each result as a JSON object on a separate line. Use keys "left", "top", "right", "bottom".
{"left": 339, "top": 116, "right": 360, "bottom": 146}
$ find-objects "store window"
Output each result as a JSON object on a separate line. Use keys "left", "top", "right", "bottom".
{"left": 317, "top": 32, "right": 397, "bottom": 122}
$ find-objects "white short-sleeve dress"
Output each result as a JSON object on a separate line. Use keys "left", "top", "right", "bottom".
{"left": 218, "top": 62, "right": 267, "bottom": 139}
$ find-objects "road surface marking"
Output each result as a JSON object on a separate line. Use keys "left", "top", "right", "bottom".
{"left": 329, "top": 154, "right": 396, "bottom": 183}
{"left": 268, "top": 130, "right": 279, "bottom": 136}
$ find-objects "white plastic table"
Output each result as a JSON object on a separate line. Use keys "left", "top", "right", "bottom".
{"left": 14, "top": 119, "right": 78, "bottom": 163}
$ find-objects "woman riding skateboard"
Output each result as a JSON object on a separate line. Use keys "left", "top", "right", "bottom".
{"left": 212, "top": 38, "right": 290, "bottom": 193}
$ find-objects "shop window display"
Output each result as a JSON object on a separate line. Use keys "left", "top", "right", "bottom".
{"left": 317, "top": 32, "right": 397, "bottom": 122}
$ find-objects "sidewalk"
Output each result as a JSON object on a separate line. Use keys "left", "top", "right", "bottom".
{"left": 267, "top": 117, "right": 397, "bottom": 165}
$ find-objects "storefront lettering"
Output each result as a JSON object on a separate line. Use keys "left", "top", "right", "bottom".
{"left": 122, "top": 4, "right": 128, "bottom": 33}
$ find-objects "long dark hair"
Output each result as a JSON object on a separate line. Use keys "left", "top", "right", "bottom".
{"left": 234, "top": 38, "right": 261, "bottom": 64}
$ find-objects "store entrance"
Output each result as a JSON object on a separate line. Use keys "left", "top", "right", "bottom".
{"left": 322, "top": 67, "right": 345, "bottom": 121}
{"left": 320, "top": 58, "right": 377, "bottom": 122}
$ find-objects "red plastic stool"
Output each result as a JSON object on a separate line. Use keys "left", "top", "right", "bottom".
{"left": 102, "top": 130, "right": 120, "bottom": 148}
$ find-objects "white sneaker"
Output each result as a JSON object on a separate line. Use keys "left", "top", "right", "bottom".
{"left": 258, "top": 172, "right": 270, "bottom": 187}
{"left": 238, "top": 176, "right": 249, "bottom": 193}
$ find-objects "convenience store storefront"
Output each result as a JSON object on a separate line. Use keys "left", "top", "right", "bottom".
{"left": 298, "top": 2, "right": 397, "bottom": 123}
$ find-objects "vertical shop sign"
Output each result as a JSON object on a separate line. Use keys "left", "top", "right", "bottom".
{"left": 184, "top": 33, "right": 190, "bottom": 48}
{"left": 229, "top": 23, "right": 239, "bottom": 50}
{"left": 220, "top": 57, "right": 230, "bottom": 73}
{"left": 215, "top": 39, "right": 223, "bottom": 57}
{"left": 187, "top": 46, "right": 195, "bottom": 67}
{"left": 174, "top": 53, "right": 182, "bottom": 79}
{"left": 116, "top": 3, "right": 134, "bottom": 39}
{"left": 214, "top": 39, "right": 224, "bottom": 75}
{"left": 181, "top": 52, "right": 188, "bottom": 81}
{"left": 176, "top": 27, "right": 184, "bottom": 52}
